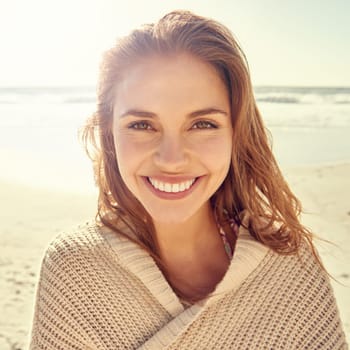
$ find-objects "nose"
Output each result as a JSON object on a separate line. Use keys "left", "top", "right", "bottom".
{"left": 153, "top": 133, "right": 189, "bottom": 171}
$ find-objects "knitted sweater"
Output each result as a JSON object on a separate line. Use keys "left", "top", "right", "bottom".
{"left": 29, "top": 221, "right": 348, "bottom": 349}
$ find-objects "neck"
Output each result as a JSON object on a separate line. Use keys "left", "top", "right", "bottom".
{"left": 153, "top": 203, "right": 219, "bottom": 262}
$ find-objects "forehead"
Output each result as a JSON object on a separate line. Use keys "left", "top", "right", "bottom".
{"left": 112, "top": 53, "right": 230, "bottom": 116}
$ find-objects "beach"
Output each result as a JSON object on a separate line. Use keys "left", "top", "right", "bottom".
{"left": 0, "top": 181, "right": 97, "bottom": 349}
{"left": 284, "top": 163, "right": 350, "bottom": 338}
{"left": 0, "top": 163, "right": 348, "bottom": 349}
{"left": 1, "top": 86, "right": 349, "bottom": 348}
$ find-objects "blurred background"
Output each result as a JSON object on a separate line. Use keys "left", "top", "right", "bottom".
{"left": 0, "top": 0, "right": 349, "bottom": 348}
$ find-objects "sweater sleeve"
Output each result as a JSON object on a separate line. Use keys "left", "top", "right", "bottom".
{"left": 29, "top": 237, "right": 96, "bottom": 350}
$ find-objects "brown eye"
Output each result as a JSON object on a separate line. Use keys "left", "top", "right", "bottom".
{"left": 128, "top": 121, "right": 153, "bottom": 130}
{"left": 192, "top": 120, "right": 218, "bottom": 129}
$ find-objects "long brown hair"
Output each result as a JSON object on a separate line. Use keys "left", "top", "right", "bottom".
{"left": 81, "top": 10, "right": 324, "bottom": 303}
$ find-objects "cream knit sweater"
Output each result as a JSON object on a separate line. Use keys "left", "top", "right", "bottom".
{"left": 29, "top": 221, "right": 348, "bottom": 349}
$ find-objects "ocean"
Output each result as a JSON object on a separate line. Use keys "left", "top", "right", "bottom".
{"left": 1, "top": 86, "right": 349, "bottom": 193}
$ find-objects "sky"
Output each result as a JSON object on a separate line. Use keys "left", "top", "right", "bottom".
{"left": 0, "top": 0, "right": 349, "bottom": 87}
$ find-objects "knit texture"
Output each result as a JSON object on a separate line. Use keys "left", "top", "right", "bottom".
{"left": 29, "top": 221, "right": 348, "bottom": 349}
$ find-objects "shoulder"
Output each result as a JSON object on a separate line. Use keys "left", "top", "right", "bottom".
{"left": 44, "top": 221, "right": 106, "bottom": 256}
{"left": 30, "top": 222, "right": 164, "bottom": 349}
{"left": 247, "top": 239, "right": 341, "bottom": 326}
{"left": 256, "top": 239, "right": 329, "bottom": 288}
{"left": 233, "top": 236, "right": 338, "bottom": 320}
{"left": 238, "top": 210, "right": 329, "bottom": 285}
{"left": 227, "top": 241, "right": 348, "bottom": 348}
{"left": 39, "top": 221, "right": 126, "bottom": 277}
{"left": 34, "top": 221, "right": 138, "bottom": 312}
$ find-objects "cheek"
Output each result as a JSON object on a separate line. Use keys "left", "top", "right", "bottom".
{"left": 113, "top": 134, "right": 143, "bottom": 177}
{"left": 192, "top": 133, "right": 232, "bottom": 169}
{"left": 113, "top": 134, "right": 159, "bottom": 196}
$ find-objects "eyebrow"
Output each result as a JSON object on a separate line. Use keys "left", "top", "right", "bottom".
{"left": 119, "top": 107, "right": 228, "bottom": 119}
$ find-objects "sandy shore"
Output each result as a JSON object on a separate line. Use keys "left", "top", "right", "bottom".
{"left": 0, "top": 163, "right": 349, "bottom": 348}
{"left": 283, "top": 163, "right": 350, "bottom": 341}
{"left": 0, "top": 182, "right": 97, "bottom": 349}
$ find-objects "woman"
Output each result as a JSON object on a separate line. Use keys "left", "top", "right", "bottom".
{"left": 29, "top": 10, "right": 348, "bottom": 349}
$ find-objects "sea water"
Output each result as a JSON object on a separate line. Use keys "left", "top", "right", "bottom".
{"left": 0, "top": 86, "right": 349, "bottom": 193}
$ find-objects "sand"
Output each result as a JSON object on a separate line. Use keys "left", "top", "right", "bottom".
{"left": 0, "top": 163, "right": 349, "bottom": 349}
{"left": 0, "top": 182, "right": 97, "bottom": 349}
{"left": 284, "top": 163, "right": 350, "bottom": 341}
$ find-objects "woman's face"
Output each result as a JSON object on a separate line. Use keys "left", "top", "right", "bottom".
{"left": 112, "top": 53, "right": 232, "bottom": 224}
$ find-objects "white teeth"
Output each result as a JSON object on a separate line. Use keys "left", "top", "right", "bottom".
{"left": 148, "top": 178, "right": 196, "bottom": 193}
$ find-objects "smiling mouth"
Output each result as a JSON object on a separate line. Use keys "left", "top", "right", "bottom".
{"left": 147, "top": 177, "right": 197, "bottom": 193}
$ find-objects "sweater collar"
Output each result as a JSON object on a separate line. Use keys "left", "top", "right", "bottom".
{"left": 99, "top": 211, "right": 269, "bottom": 317}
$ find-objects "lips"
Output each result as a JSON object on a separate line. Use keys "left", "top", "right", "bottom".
{"left": 148, "top": 177, "right": 196, "bottom": 193}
